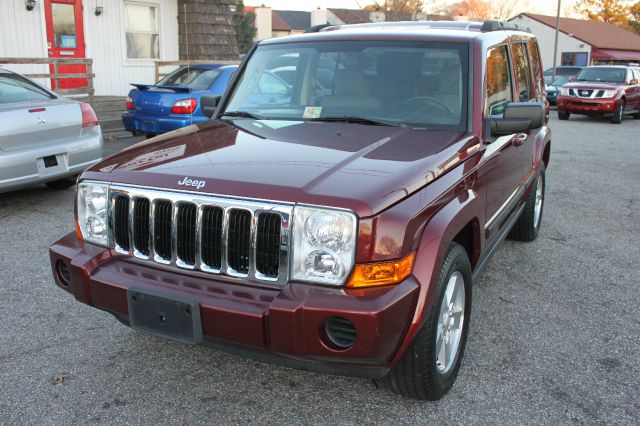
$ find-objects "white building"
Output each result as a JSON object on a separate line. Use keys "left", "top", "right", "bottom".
{"left": 1, "top": 0, "right": 238, "bottom": 96}
{"left": 510, "top": 13, "right": 640, "bottom": 69}
{"left": 1, "top": 0, "right": 180, "bottom": 96}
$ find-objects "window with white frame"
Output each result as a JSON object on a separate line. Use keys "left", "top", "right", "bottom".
{"left": 125, "top": 2, "right": 160, "bottom": 59}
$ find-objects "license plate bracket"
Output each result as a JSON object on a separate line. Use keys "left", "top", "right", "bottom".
{"left": 127, "top": 288, "right": 202, "bottom": 345}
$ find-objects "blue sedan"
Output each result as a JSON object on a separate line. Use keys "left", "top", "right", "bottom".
{"left": 122, "top": 64, "right": 237, "bottom": 137}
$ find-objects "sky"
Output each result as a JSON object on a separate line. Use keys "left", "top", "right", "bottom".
{"left": 244, "top": 0, "right": 581, "bottom": 18}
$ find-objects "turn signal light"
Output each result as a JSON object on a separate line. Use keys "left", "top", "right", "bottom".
{"left": 347, "top": 252, "right": 415, "bottom": 288}
{"left": 171, "top": 98, "right": 197, "bottom": 114}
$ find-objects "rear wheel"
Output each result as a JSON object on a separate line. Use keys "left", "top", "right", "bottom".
{"left": 383, "top": 243, "right": 472, "bottom": 400}
{"left": 45, "top": 176, "right": 77, "bottom": 190}
{"left": 632, "top": 110, "right": 640, "bottom": 119}
{"left": 558, "top": 110, "right": 570, "bottom": 120}
{"left": 611, "top": 100, "right": 625, "bottom": 124}
{"left": 509, "top": 163, "right": 545, "bottom": 242}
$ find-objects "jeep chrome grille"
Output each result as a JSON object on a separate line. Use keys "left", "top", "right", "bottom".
{"left": 108, "top": 186, "right": 292, "bottom": 286}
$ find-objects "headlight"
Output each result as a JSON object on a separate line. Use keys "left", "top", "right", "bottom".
{"left": 291, "top": 206, "right": 357, "bottom": 286}
{"left": 560, "top": 88, "right": 570, "bottom": 96}
{"left": 601, "top": 90, "right": 616, "bottom": 98}
{"left": 77, "top": 181, "right": 109, "bottom": 246}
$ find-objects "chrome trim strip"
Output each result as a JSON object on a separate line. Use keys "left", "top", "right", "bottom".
{"left": 108, "top": 184, "right": 292, "bottom": 287}
{"left": 485, "top": 185, "right": 519, "bottom": 230}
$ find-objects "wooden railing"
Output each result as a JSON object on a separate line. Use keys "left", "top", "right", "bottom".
{"left": 154, "top": 60, "right": 240, "bottom": 82}
{"left": 0, "top": 57, "right": 94, "bottom": 99}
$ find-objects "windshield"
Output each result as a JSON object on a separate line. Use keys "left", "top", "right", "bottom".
{"left": 550, "top": 75, "right": 570, "bottom": 87}
{"left": 223, "top": 41, "right": 469, "bottom": 130}
{"left": 575, "top": 67, "right": 625, "bottom": 83}
{"left": 157, "top": 67, "right": 222, "bottom": 91}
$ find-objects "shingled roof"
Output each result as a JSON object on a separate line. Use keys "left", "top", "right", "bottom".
{"left": 275, "top": 10, "right": 311, "bottom": 31}
{"left": 517, "top": 13, "right": 640, "bottom": 51}
{"left": 328, "top": 8, "right": 372, "bottom": 24}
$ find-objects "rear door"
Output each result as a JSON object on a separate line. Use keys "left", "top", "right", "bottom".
{"left": 0, "top": 73, "right": 81, "bottom": 151}
{"left": 481, "top": 44, "right": 526, "bottom": 241}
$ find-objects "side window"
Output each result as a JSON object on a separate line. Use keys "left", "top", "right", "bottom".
{"left": 627, "top": 69, "right": 634, "bottom": 84}
{"left": 485, "top": 46, "right": 512, "bottom": 116}
{"left": 528, "top": 40, "right": 544, "bottom": 97}
{"left": 512, "top": 43, "right": 533, "bottom": 102}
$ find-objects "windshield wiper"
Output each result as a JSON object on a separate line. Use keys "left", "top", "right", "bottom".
{"left": 220, "top": 110, "right": 263, "bottom": 119}
{"left": 311, "top": 116, "right": 401, "bottom": 127}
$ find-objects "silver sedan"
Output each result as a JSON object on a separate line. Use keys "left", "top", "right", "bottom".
{"left": 0, "top": 68, "right": 103, "bottom": 193}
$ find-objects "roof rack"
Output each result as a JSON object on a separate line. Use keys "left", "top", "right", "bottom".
{"left": 481, "top": 20, "right": 531, "bottom": 33}
{"left": 304, "top": 20, "right": 531, "bottom": 34}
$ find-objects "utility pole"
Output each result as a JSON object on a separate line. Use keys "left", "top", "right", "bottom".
{"left": 551, "top": 0, "right": 562, "bottom": 83}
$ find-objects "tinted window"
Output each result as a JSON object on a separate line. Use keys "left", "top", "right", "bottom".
{"left": 485, "top": 46, "right": 512, "bottom": 116}
{"left": 0, "top": 74, "right": 54, "bottom": 104}
{"left": 157, "top": 67, "right": 222, "bottom": 91}
{"left": 224, "top": 41, "right": 469, "bottom": 131}
{"left": 512, "top": 43, "right": 532, "bottom": 101}
{"left": 575, "top": 67, "right": 626, "bottom": 83}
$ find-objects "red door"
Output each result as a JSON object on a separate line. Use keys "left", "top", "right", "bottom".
{"left": 43, "top": 0, "right": 87, "bottom": 90}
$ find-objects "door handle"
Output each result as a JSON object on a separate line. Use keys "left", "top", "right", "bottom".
{"left": 512, "top": 133, "right": 527, "bottom": 146}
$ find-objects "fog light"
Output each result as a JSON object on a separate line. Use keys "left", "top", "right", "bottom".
{"left": 323, "top": 316, "right": 356, "bottom": 350}
{"left": 56, "top": 260, "right": 71, "bottom": 286}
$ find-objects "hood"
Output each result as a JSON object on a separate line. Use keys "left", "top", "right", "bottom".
{"left": 563, "top": 81, "right": 622, "bottom": 90}
{"left": 84, "top": 120, "right": 476, "bottom": 217}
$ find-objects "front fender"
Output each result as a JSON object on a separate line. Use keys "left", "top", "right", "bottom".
{"left": 389, "top": 187, "right": 482, "bottom": 364}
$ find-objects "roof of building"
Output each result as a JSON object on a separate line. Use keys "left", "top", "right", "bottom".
{"left": 328, "top": 8, "right": 372, "bottom": 24}
{"left": 275, "top": 10, "right": 311, "bottom": 31}
{"left": 515, "top": 13, "right": 640, "bottom": 51}
{"left": 271, "top": 10, "right": 291, "bottom": 31}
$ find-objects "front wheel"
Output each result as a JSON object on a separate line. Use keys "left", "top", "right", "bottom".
{"left": 558, "top": 110, "right": 570, "bottom": 120}
{"left": 610, "top": 100, "right": 624, "bottom": 124}
{"left": 383, "top": 243, "right": 472, "bottom": 400}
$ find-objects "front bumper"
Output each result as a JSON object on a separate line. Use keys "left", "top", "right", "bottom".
{"left": 557, "top": 96, "right": 620, "bottom": 115}
{"left": 0, "top": 127, "right": 103, "bottom": 192}
{"left": 50, "top": 233, "right": 419, "bottom": 377}
{"left": 122, "top": 111, "right": 208, "bottom": 134}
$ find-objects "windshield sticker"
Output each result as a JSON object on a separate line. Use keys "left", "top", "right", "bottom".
{"left": 303, "top": 106, "right": 322, "bottom": 119}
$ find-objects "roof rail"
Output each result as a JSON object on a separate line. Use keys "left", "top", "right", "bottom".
{"left": 305, "top": 24, "right": 334, "bottom": 33}
{"left": 316, "top": 21, "right": 485, "bottom": 32}
{"left": 481, "top": 20, "right": 531, "bottom": 33}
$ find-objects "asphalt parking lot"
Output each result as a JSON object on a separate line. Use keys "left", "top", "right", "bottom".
{"left": 1, "top": 114, "right": 639, "bottom": 424}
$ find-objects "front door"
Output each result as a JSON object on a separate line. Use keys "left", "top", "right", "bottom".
{"left": 43, "top": 0, "right": 86, "bottom": 90}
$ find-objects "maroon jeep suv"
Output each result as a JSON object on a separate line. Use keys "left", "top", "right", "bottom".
{"left": 49, "top": 21, "right": 551, "bottom": 400}
{"left": 557, "top": 65, "right": 640, "bottom": 123}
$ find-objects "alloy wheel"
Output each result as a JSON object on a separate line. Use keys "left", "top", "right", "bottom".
{"left": 435, "top": 271, "right": 465, "bottom": 374}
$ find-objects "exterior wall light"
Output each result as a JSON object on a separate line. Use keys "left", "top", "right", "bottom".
{"left": 95, "top": 6, "right": 103, "bottom": 16}
{"left": 26, "top": 0, "right": 36, "bottom": 11}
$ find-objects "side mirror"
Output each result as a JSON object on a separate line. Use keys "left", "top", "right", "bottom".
{"left": 568, "top": 77, "right": 576, "bottom": 82}
{"left": 629, "top": 79, "right": 638, "bottom": 85}
{"left": 201, "top": 95, "right": 222, "bottom": 118}
{"left": 488, "top": 102, "right": 545, "bottom": 137}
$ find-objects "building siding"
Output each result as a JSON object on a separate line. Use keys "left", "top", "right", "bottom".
{"left": 511, "top": 15, "right": 591, "bottom": 70}
{"left": 1, "top": 0, "right": 180, "bottom": 96}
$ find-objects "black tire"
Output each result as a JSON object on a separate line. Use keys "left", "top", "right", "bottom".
{"left": 382, "top": 243, "right": 472, "bottom": 400}
{"left": 632, "top": 111, "right": 640, "bottom": 119}
{"left": 45, "top": 176, "right": 77, "bottom": 189}
{"left": 610, "top": 100, "right": 624, "bottom": 124}
{"left": 557, "top": 110, "right": 570, "bottom": 120}
{"left": 509, "top": 163, "right": 545, "bottom": 242}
